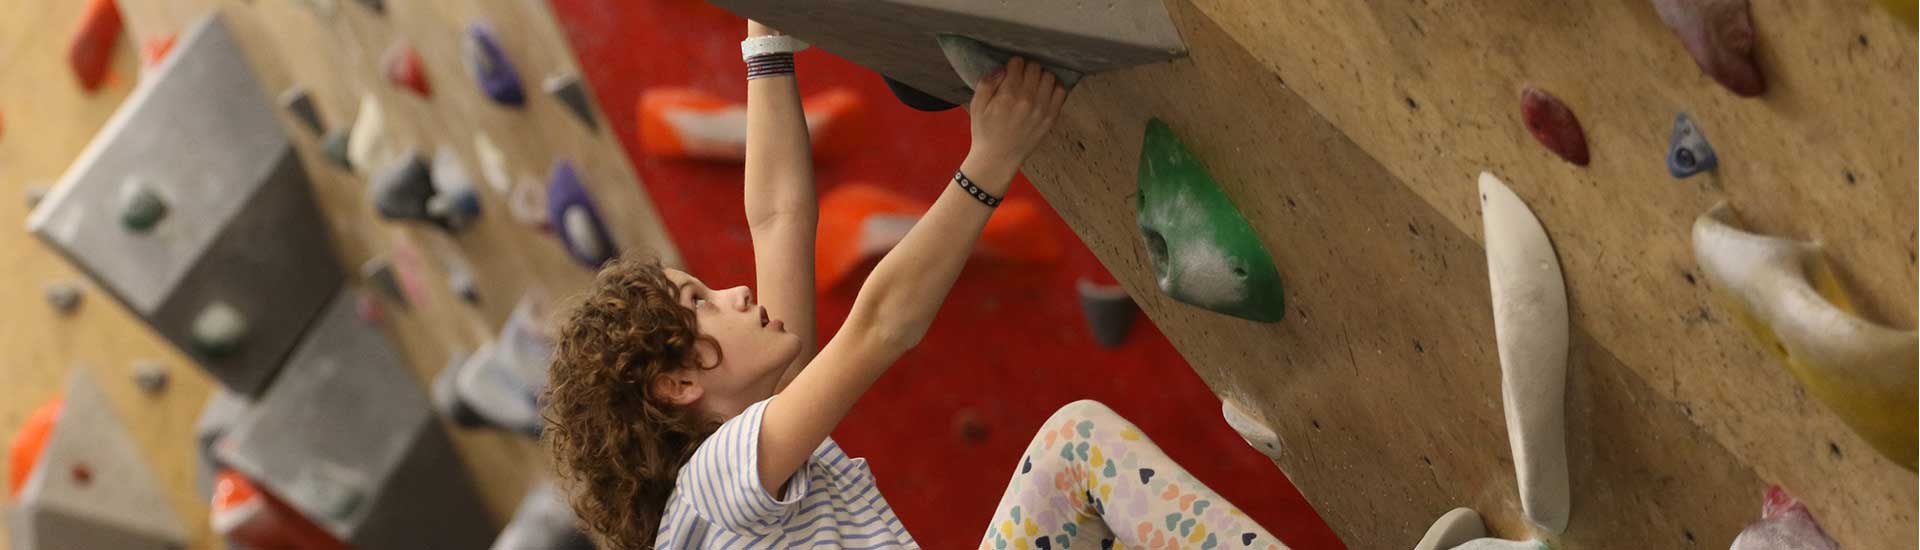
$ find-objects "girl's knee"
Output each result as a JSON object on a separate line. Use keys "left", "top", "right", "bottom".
{"left": 1044, "top": 399, "right": 1123, "bottom": 430}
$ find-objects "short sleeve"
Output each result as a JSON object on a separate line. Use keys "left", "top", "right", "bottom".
{"left": 676, "top": 398, "right": 812, "bottom": 534}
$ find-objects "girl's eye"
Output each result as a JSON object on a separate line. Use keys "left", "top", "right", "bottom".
{"left": 691, "top": 296, "right": 707, "bottom": 308}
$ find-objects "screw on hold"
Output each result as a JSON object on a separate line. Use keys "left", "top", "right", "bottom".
{"left": 45, "top": 282, "right": 82, "bottom": 314}
{"left": 132, "top": 361, "right": 169, "bottom": 394}
{"left": 119, "top": 179, "right": 168, "bottom": 232}
{"left": 1667, "top": 112, "right": 1718, "bottom": 178}
{"left": 190, "top": 301, "right": 248, "bottom": 358}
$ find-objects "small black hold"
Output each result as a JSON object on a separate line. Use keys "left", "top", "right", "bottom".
{"left": 1844, "top": 169, "right": 1857, "bottom": 185}
{"left": 1074, "top": 140, "right": 1087, "bottom": 152}
{"left": 1414, "top": 340, "right": 1425, "bottom": 353}
{"left": 1405, "top": 97, "right": 1419, "bottom": 110}
{"left": 1310, "top": 419, "right": 1321, "bottom": 430}
{"left": 1830, "top": 441, "right": 1843, "bottom": 458}
{"left": 1682, "top": 271, "right": 1697, "bottom": 286}
{"left": 1684, "top": 529, "right": 1696, "bottom": 544}
{"left": 1859, "top": 34, "right": 1869, "bottom": 47}
{"left": 1421, "top": 456, "right": 1432, "bottom": 466}
{"left": 1408, "top": 222, "right": 1420, "bottom": 236}
{"left": 1682, "top": 404, "right": 1693, "bottom": 417}
{"left": 1285, "top": 197, "right": 1297, "bottom": 209}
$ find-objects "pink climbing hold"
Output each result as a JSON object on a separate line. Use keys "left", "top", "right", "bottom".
{"left": 1729, "top": 486, "right": 1837, "bottom": 550}
{"left": 1520, "top": 85, "right": 1590, "bottom": 166}
{"left": 385, "top": 43, "right": 431, "bottom": 97}
{"left": 1653, "top": 0, "right": 1765, "bottom": 97}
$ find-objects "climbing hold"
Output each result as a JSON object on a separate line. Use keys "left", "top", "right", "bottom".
{"left": 292, "top": 0, "right": 337, "bottom": 17}
{"left": 1653, "top": 0, "right": 1766, "bottom": 97}
{"left": 354, "top": 0, "right": 384, "bottom": 14}
{"left": 1730, "top": 486, "right": 1838, "bottom": 550}
{"left": 473, "top": 133, "right": 512, "bottom": 193}
{"left": 493, "top": 483, "right": 594, "bottom": 550}
{"left": 132, "top": 361, "right": 169, "bottom": 394}
{"left": 370, "top": 150, "right": 438, "bottom": 223}
{"left": 384, "top": 42, "right": 431, "bottom": 97}
{"left": 1519, "top": 86, "right": 1589, "bottom": 166}
{"left": 279, "top": 86, "right": 322, "bottom": 135}
{"left": 1692, "top": 202, "right": 1918, "bottom": 470}
{"left": 68, "top": 0, "right": 123, "bottom": 92}
{"left": 140, "top": 33, "right": 177, "bottom": 71}
{"left": 8, "top": 397, "right": 61, "bottom": 498}
{"left": 211, "top": 470, "right": 348, "bottom": 549}
{"left": 815, "top": 183, "right": 1062, "bottom": 291}
{"left": 546, "top": 161, "right": 615, "bottom": 267}
{"left": 450, "top": 268, "right": 481, "bottom": 305}
{"left": 1076, "top": 278, "right": 1136, "bottom": 348}
{"left": 1666, "top": 112, "right": 1717, "bottom": 178}
{"left": 638, "top": 86, "right": 862, "bottom": 161}
{"left": 462, "top": 22, "right": 525, "bottom": 106}
{"left": 428, "top": 145, "right": 482, "bottom": 232}
{"left": 347, "top": 93, "right": 396, "bottom": 175}
{"left": 1219, "top": 399, "right": 1282, "bottom": 461}
{"left": 190, "top": 301, "right": 249, "bottom": 358}
{"left": 508, "top": 175, "right": 549, "bottom": 228}
{"left": 118, "top": 180, "right": 168, "bottom": 232}
{"left": 937, "top": 35, "right": 1083, "bottom": 92}
{"left": 361, "top": 257, "right": 409, "bottom": 308}
{"left": 355, "top": 289, "right": 386, "bottom": 324}
{"left": 544, "top": 72, "right": 597, "bottom": 130}
{"left": 44, "top": 282, "right": 82, "bottom": 314}
{"left": 1414, "top": 508, "right": 1486, "bottom": 550}
{"left": 1135, "top": 118, "right": 1285, "bottom": 322}
{"left": 321, "top": 125, "right": 353, "bottom": 169}
{"left": 882, "top": 75, "right": 959, "bottom": 112}
{"left": 953, "top": 409, "right": 989, "bottom": 443}
{"left": 1480, "top": 172, "right": 1570, "bottom": 535}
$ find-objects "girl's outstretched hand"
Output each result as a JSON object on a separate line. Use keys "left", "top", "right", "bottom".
{"left": 964, "top": 57, "right": 1070, "bottom": 182}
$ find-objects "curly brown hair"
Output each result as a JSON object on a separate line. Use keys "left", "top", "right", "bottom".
{"left": 542, "top": 257, "right": 722, "bottom": 549}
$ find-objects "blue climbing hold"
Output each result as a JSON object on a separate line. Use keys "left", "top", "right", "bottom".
{"left": 463, "top": 22, "right": 524, "bottom": 106}
{"left": 546, "top": 160, "right": 615, "bottom": 268}
{"left": 1667, "top": 112, "right": 1717, "bottom": 178}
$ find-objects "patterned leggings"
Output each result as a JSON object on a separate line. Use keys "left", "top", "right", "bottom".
{"left": 980, "top": 400, "right": 1289, "bottom": 550}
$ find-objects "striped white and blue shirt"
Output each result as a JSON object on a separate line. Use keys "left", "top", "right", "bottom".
{"left": 656, "top": 399, "right": 919, "bottom": 549}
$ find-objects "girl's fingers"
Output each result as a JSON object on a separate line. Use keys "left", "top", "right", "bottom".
{"left": 1048, "top": 82, "right": 1067, "bottom": 114}
{"left": 1023, "top": 60, "right": 1046, "bottom": 99}
{"left": 971, "top": 66, "right": 1004, "bottom": 111}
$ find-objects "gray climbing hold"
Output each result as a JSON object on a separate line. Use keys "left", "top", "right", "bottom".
{"left": 370, "top": 150, "right": 437, "bottom": 222}
{"left": 937, "top": 35, "right": 1083, "bottom": 92}
{"left": 279, "top": 86, "right": 322, "bottom": 134}
{"left": 361, "top": 257, "right": 408, "bottom": 308}
{"left": 322, "top": 125, "right": 353, "bottom": 169}
{"left": 1667, "top": 112, "right": 1718, "bottom": 178}
{"left": 45, "top": 282, "right": 82, "bottom": 314}
{"left": 118, "top": 180, "right": 168, "bottom": 232}
{"left": 543, "top": 72, "right": 598, "bottom": 131}
{"left": 190, "top": 301, "right": 248, "bottom": 358}
{"left": 132, "top": 361, "right": 170, "bottom": 394}
{"left": 1076, "top": 278, "right": 1136, "bottom": 348}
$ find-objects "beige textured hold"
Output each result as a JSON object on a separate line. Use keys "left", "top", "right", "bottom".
{"left": 1479, "top": 172, "right": 1570, "bottom": 535}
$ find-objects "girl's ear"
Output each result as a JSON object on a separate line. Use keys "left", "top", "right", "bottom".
{"left": 651, "top": 371, "right": 704, "bottom": 406}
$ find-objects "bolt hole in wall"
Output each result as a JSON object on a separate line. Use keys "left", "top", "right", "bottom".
{"left": 547, "top": 1, "right": 1343, "bottom": 548}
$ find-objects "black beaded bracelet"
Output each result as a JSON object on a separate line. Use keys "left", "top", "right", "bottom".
{"left": 746, "top": 53, "right": 795, "bottom": 80}
{"left": 953, "top": 170, "right": 1001, "bottom": 207}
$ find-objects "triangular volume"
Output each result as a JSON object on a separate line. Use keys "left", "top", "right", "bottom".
{"left": 544, "top": 72, "right": 598, "bottom": 130}
{"left": 12, "top": 370, "right": 188, "bottom": 549}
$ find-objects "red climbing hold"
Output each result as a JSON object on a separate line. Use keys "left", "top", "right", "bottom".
{"left": 68, "top": 0, "right": 123, "bottom": 92}
{"left": 1520, "top": 86, "right": 1590, "bottom": 166}
{"left": 141, "top": 33, "right": 177, "bottom": 70}
{"left": 1653, "top": 0, "right": 1766, "bottom": 97}
{"left": 385, "top": 43, "right": 431, "bottom": 97}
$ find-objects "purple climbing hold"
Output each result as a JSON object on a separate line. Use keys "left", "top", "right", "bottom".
{"left": 462, "top": 22, "right": 524, "bottom": 107}
{"left": 546, "top": 160, "right": 615, "bottom": 268}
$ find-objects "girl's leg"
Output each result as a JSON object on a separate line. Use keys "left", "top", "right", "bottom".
{"left": 979, "top": 400, "right": 1289, "bottom": 550}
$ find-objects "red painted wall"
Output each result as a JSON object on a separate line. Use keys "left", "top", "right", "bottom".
{"left": 547, "top": 1, "right": 1343, "bottom": 547}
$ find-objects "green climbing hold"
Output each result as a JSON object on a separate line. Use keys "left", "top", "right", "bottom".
{"left": 1135, "top": 118, "right": 1284, "bottom": 322}
{"left": 936, "top": 35, "right": 1083, "bottom": 91}
{"left": 119, "top": 180, "right": 167, "bottom": 232}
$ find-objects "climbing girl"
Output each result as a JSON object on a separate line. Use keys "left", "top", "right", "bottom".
{"left": 542, "top": 20, "right": 1295, "bottom": 550}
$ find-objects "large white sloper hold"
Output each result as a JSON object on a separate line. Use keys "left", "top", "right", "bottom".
{"left": 1478, "top": 171, "right": 1570, "bottom": 536}
{"left": 1415, "top": 507, "right": 1549, "bottom": 550}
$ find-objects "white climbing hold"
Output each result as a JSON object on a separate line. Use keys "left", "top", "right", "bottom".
{"left": 190, "top": 301, "right": 248, "bottom": 356}
{"left": 346, "top": 93, "right": 397, "bottom": 177}
{"left": 1219, "top": 398, "right": 1283, "bottom": 461}
{"left": 473, "top": 132, "right": 511, "bottom": 194}
{"left": 1693, "top": 201, "right": 1919, "bottom": 469}
{"left": 1479, "top": 171, "right": 1570, "bottom": 535}
{"left": 563, "top": 206, "right": 605, "bottom": 262}
{"left": 1415, "top": 508, "right": 1486, "bottom": 550}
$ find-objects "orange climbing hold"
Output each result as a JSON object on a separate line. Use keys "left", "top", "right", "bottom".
{"left": 68, "top": 0, "right": 123, "bottom": 92}
{"left": 212, "top": 470, "right": 348, "bottom": 550}
{"left": 385, "top": 43, "right": 431, "bottom": 97}
{"left": 815, "top": 183, "right": 1060, "bottom": 291}
{"left": 7, "top": 397, "right": 61, "bottom": 499}
{"left": 637, "top": 86, "right": 862, "bottom": 161}
{"left": 1520, "top": 85, "right": 1590, "bottom": 166}
{"left": 141, "top": 33, "right": 177, "bottom": 70}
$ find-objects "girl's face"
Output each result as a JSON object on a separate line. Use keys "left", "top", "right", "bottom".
{"left": 658, "top": 269, "right": 801, "bottom": 417}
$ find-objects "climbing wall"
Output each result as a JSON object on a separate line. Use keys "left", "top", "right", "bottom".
{"left": 0, "top": 1, "right": 677, "bottom": 548}
{"left": 1002, "top": 1, "right": 1913, "bottom": 548}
